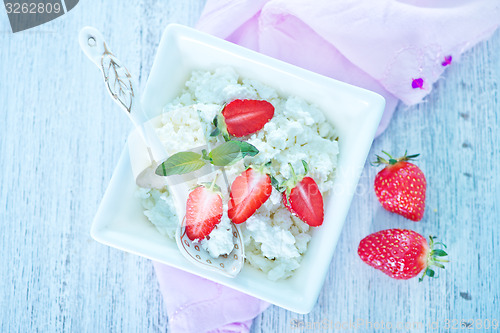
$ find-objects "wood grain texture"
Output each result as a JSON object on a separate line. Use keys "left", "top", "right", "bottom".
{"left": 0, "top": 1, "right": 499, "bottom": 332}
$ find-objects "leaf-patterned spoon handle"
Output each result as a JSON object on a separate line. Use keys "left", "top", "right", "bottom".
{"left": 78, "top": 26, "right": 165, "bottom": 163}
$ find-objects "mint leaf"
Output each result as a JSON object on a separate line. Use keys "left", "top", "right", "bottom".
{"left": 155, "top": 152, "right": 205, "bottom": 176}
{"left": 209, "top": 140, "right": 259, "bottom": 166}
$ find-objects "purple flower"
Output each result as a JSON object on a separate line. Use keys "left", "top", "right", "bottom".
{"left": 412, "top": 78, "right": 424, "bottom": 89}
{"left": 442, "top": 55, "right": 452, "bottom": 66}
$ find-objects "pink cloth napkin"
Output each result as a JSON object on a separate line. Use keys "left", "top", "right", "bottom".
{"left": 154, "top": 263, "right": 269, "bottom": 333}
{"left": 155, "top": 1, "right": 500, "bottom": 332}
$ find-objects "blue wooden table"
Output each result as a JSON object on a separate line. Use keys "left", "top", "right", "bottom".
{"left": 1, "top": 1, "right": 499, "bottom": 332}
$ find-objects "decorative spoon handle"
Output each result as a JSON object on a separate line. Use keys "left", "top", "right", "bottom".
{"left": 79, "top": 27, "right": 146, "bottom": 127}
{"left": 78, "top": 26, "right": 165, "bottom": 163}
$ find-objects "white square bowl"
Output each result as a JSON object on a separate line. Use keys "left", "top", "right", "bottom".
{"left": 91, "top": 24, "right": 385, "bottom": 314}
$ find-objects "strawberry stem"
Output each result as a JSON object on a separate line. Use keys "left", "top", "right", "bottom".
{"left": 253, "top": 162, "right": 270, "bottom": 175}
{"left": 202, "top": 149, "right": 211, "bottom": 161}
{"left": 209, "top": 173, "right": 219, "bottom": 191}
{"left": 382, "top": 150, "right": 393, "bottom": 159}
{"left": 419, "top": 236, "right": 449, "bottom": 282}
{"left": 281, "top": 161, "right": 311, "bottom": 195}
{"left": 372, "top": 151, "right": 421, "bottom": 166}
{"left": 211, "top": 106, "right": 231, "bottom": 142}
{"left": 288, "top": 163, "right": 297, "bottom": 182}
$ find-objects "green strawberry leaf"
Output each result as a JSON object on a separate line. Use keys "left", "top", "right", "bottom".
{"left": 209, "top": 140, "right": 259, "bottom": 166}
{"left": 270, "top": 175, "right": 280, "bottom": 190}
{"left": 210, "top": 127, "right": 221, "bottom": 137}
{"left": 155, "top": 152, "right": 205, "bottom": 176}
{"left": 211, "top": 113, "right": 231, "bottom": 142}
{"left": 431, "top": 249, "right": 448, "bottom": 257}
{"left": 302, "top": 160, "right": 309, "bottom": 174}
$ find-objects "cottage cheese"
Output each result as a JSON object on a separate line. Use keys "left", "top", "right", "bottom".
{"left": 138, "top": 68, "right": 339, "bottom": 280}
{"left": 200, "top": 209, "right": 234, "bottom": 257}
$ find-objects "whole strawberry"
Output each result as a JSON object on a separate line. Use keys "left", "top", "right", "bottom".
{"left": 358, "top": 229, "right": 448, "bottom": 281}
{"left": 281, "top": 161, "right": 324, "bottom": 227}
{"left": 373, "top": 151, "right": 426, "bottom": 221}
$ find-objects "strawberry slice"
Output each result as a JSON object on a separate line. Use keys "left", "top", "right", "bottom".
{"left": 281, "top": 162, "right": 324, "bottom": 227}
{"left": 228, "top": 167, "right": 272, "bottom": 224}
{"left": 185, "top": 182, "right": 223, "bottom": 241}
{"left": 283, "top": 177, "right": 324, "bottom": 227}
{"left": 219, "top": 99, "right": 274, "bottom": 137}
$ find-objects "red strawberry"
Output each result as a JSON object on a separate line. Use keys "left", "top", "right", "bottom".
{"left": 358, "top": 229, "right": 448, "bottom": 281}
{"left": 228, "top": 167, "right": 272, "bottom": 224}
{"left": 282, "top": 191, "right": 293, "bottom": 212}
{"left": 281, "top": 162, "right": 324, "bottom": 227}
{"left": 373, "top": 151, "right": 426, "bottom": 221}
{"left": 213, "top": 99, "right": 274, "bottom": 138}
{"left": 185, "top": 181, "right": 223, "bottom": 241}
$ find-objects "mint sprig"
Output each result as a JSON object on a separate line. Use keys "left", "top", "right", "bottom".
{"left": 155, "top": 140, "right": 259, "bottom": 176}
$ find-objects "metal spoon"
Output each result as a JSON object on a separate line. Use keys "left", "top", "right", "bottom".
{"left": 79, "top": 26, "right": 244, "bottom": 277}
